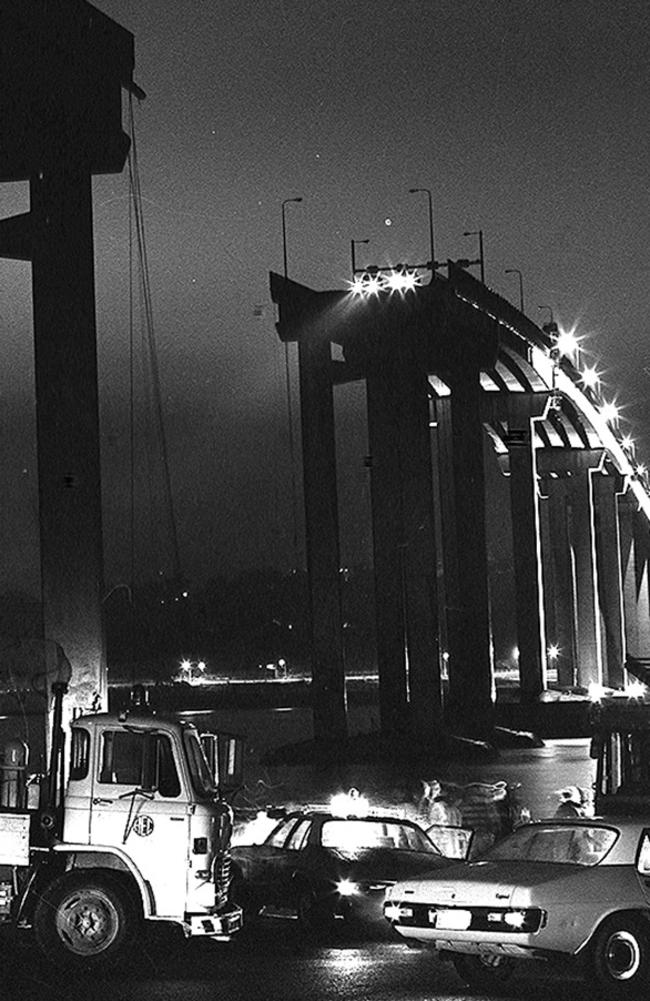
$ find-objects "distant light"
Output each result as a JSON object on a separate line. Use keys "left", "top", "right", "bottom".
{"left": 624, "top": 680, "right": 646, "bottom": 699}
{"left": 180, "top": 659, "right": 191, "bottom": 672}
{"left": 599, "top": 400, "right": 620, "bottom": 424}
{"left": 196, "top": 661, "right": 206, "bottom": 672}
{"left": 511, "top": 645, "right": 519, "bottom": 663}
{"left": 365, "top": 275, "right": 381, "bottom": 295}
{"left": 581, "top": 365, "right": 600, "bottom": 389}
{"left": 638, "top": 463, "right": 647, "bottom": 477}
{"left": 385, "top": 218, "right": 392, "bottom": 226}
{"left": 621, "top": 434, "right": 635, "bottom": 451}
{"left": 547, "top": 644, "right": 560, "bottom": 661}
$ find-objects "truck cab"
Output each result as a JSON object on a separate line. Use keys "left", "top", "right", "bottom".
{"left": 0, "top": 693, "right": 243, "bottom": 968}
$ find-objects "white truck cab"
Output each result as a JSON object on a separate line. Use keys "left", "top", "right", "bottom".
{"left": 0, "top": 690, "right": 243, "bottom": 968}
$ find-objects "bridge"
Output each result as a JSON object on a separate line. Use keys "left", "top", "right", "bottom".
{"left": 271, "top": 262, "right": 650, "bottom": 744}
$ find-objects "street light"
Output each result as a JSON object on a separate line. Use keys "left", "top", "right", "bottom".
{"left": 409, "top": 187, "right": 437, "bottom": 273}
{"left": 537, "top": 305, "right": 558, "bottom": 335}
{"left": 350, "top": 238, "right": 369, "bottom": 277}
{"left": 463, "top": 229, "right": 485, "bottom": 283}
{"left": 505, "top": 268, "right": 524, "bottom": 314}
{"left": 281, "top": 197, "right": 303, "bottom": 278}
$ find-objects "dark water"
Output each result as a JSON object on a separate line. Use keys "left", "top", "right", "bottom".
{"left": 179, "top": 704, "right": 593, "bottom": 824}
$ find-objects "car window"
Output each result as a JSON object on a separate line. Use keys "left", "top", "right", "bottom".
{"left": 637, "top": 831, "right": 650, "bottom": 875}
{"left": 266, "top": 818, "right": 301, "bottom": 848}
{"left": 285, "top": 819, "right": 311, "bottom": 850}
{"left": 483, "top": 824, "right": 617, "bottom": 865}
{"left": 321, "top": 819, "right": 436, "bottom": 853}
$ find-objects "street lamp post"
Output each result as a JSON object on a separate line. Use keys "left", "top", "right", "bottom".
{"left": 505, "top": 268, "right": 525, "bottom": 314}
{"left": 281, "top": 197, "right": 303, "bottom": 278}
{"left": 463, "top": 229, "right": 485, "bottom": 283}
{"left": 537, "top": 304, "right": 558, "bottom": 335}
{"left": 409, "top": 187, "right": 437, "bottom": 273}
{"left": 351, "top": 238, "right": 369, "bottom": 277}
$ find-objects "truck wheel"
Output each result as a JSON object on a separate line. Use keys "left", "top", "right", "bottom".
{"left": 34, "top": 870, "right": 139, "bottom": 969}
{"left": 452, "top": 952, "right": 516, "bottom": 993}
{"left": 590, "top": 914, "right": 650, "bottom": 998}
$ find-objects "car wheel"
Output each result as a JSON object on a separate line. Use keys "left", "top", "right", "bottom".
{"left": 452, "top": 952, "right": 516, "bottom": 993}
{"left": 230, "top": 869, "right": 257, "bottom": 925}
{"left": 590, "top": 914, "right": 650, "bottom": 998}
{"left": 295, "top": 886, "right": 336, "bottom": 938}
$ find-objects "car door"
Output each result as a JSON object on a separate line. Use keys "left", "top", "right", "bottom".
{"left": 246, "top": 817, "right": 309, "bottom": 905}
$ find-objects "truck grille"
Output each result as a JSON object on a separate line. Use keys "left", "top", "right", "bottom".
{"left": 213, "top": 850, "right": 232, "bottom": 907}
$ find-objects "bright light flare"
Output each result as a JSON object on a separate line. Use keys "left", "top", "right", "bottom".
{"left": 599, "top": 400, "right": 620, "bottom": 424}
{"left": 624, "top": 680, "right": 647, "bottom": 699}
{"left": 336, "top": 878, "right": 359, "bottom": 896}
{"left": 588, "top": 682, "right": 608, "bottom": 702}
{"left": 547, "top": 644, "right": 560, "bottom": 662}
{"left": 330, "top": 788, "right": 369, "bottom": 818}
{"left": 554, "top": 327, "right": 580, "bottom": 358}
{"left": 581, "top": 365, "right": 600, "bottom": 389}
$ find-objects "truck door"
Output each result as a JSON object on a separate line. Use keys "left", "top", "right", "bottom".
{"left": 88, "top": 727, "right": 189, "bottom": 918}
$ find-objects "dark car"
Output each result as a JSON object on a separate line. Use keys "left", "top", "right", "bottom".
{"left": 231, "top": 807, "right": 468, "bottom": 936}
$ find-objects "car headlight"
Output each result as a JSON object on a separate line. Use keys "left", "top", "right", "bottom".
{"left": 336, "top": 879, "right": 360, "bottom": 896}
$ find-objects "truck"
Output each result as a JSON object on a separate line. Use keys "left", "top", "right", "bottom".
{"left": 0, "top": 682, "right": 244, "bottom": 968}
{"left": 590, "top": 657, "right": 650, "bottom": 815}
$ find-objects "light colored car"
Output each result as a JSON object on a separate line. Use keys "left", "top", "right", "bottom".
{"left": 384, "top": 816, "right": 650, "bottom": 998}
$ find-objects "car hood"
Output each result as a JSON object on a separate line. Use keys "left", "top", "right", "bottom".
{"left": 389, "top": 860, "right": 590, "bottom": 907}
{"left": 339, "top": 848, "right": 454, "bottom": 884}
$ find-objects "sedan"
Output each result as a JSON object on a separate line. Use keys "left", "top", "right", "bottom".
{"left": 231, "top": 807, "right": 468, "bottom": 936}
{"left": 384, "top": 816, "right": 650, "bottom": 998}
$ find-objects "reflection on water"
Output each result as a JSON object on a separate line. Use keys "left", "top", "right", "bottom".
{"left": 187, "top": 705, "right": 593, "bottom": 822}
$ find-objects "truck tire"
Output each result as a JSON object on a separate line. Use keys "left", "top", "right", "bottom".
{"left": 590, "top": 914, "right": 650, "bottom": 999}
{"left": 33, "top": 870, "right": 140, "bottom": 969}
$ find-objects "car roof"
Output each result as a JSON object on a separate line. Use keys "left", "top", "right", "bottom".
{"left": 274, "top": 810, "right": 424, "bottom": 826}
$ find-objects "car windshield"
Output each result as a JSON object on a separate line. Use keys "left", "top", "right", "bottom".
{"left": 482, "top": 824, "right": 617, "bottom": 866}
{"left": 321, "top": 819, "right": 438, "bottom": 854}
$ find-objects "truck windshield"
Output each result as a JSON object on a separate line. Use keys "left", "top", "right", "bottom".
{"left": 183, "top": 729, "right": 217, "bottom": 799}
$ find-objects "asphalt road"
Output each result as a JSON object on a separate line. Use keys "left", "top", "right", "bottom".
{"left": 5, "top": 918, "right": 594, "bottom": 1001}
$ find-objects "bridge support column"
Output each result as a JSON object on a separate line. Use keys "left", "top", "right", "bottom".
{"left": 592, "top": 473, "right": 626, "bottom": 687}
{"left": 505, "top": 429, "right": 546, "bottom": 701}
{"left": 366, "top": 308, "right": 441, "bottom": 739}
{"left": 620, "top": 496, "right": 650, "bottom": 658}
{"left": 444, "top": 360, "right": 494, "bottom": 736}
{"left": 297, "top": 338, "right": 348, "bottom": 746}
{"left": 539, "top": 450, "right": 606, "bottom": 689}
{"left": 540, "top": 477, "right": 576, "bottom": 687}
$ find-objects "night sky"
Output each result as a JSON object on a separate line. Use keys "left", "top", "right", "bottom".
{"left": 1, "top": 0, "right": 650, "bottom": 595}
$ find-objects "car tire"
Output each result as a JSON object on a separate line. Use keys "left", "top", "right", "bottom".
{"left": 295, "top": 886, "right": 336, "bottom": 938}
{"left": 590, "top": 914, "right": 650, "bottom": 998}
{"left": 452, "top": 952, "right": 516, "bottom": 993}
{"left": 230, "top": 869, "right": 257, "bottom": 925}
{"left": 33, "top": 869, "right": 140, "bottom": 970}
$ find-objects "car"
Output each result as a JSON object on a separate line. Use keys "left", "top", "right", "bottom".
{"left": 231, "top": 795, "right": 471, "bottom": 936}
{"left": 384, "top": 815, "right": 650, "bottom": 998}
